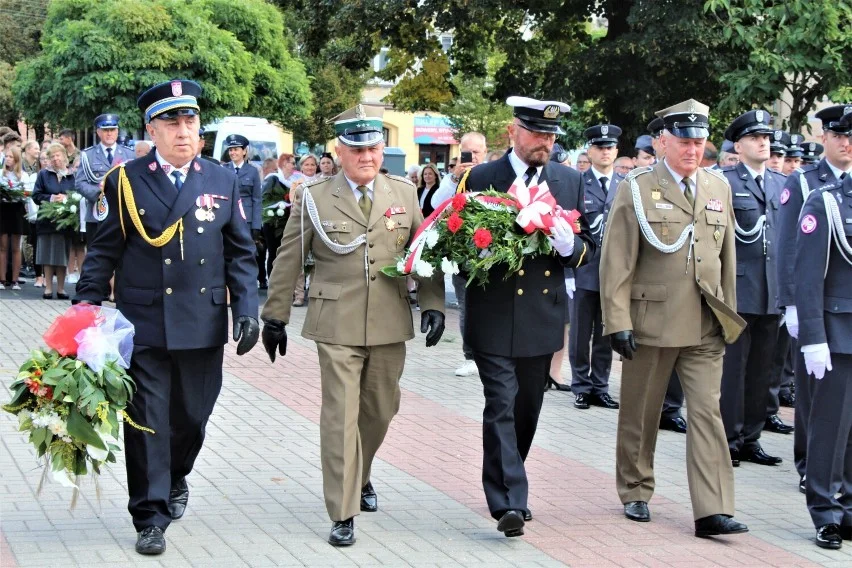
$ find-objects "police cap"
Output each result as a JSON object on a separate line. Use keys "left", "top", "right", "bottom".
{"left": 784, "top": 133, "right": 805, "bottom": 158}
{"left": 769, "top": 130, "right": 787, "bottom": 156}
{"left": 647, "top": 117, "right": 664, "bottom": 138}
{"left": 721, "top": 140, "right": 737, "bottom": 154}
{"left": 94, "top": 113, "right": 120, "bottom": 129}
{"left": 724, "top": 109, "right": 773, "bottom": 142}
{"left": 330, "top": 104, "right": 384, "bottom": 147}
{"left": 815, "top": 104, "right": 852, "bottom": 134}
{"left": 655, "top": 99, "right": 710, "bottom": 139}
{"left": 137, "top": 79, "right": 202, "bottom": 123}
{"left": 801, "top": 141, "right": 823, "bottom": 164}
{"left": 635, "top": 135, "right": 655, "bottom": 156}
{"left": 224, "top": 134, "right": 250, "bottom": 150}
{"left": 506, "top": 96, "right": 570, "bottom": 135}
{"left": 584, "top": 124, "right": 621, "bottom": 147}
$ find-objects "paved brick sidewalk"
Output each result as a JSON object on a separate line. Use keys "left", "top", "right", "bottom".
{"left": 1, "top": 285, "right": 849, "bottom": 567}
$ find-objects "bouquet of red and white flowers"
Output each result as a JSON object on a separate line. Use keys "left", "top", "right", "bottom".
{"left": 0, "top": 178, "right": 30, "bottom": 203}
{"left": 382, "top": 177, "right": 581, "bottom": 286}
{"left": 3, "top": 305, "right": 140, "bottom": 496}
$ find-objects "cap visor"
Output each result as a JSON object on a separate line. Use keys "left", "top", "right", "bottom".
{"left": 736, "top": 125, "right": 773, "bottom": 140}
{"left": 338, "top": 131, "right": 384, "bottom": 147}
{"left": 669, "top": 126, "right": 709, "bottom": 139}
{"left": 151, "top": 107, "right": 199, "bottom": 121}
{"left": 518, "top": 119, "right": 564, "bottom": 135}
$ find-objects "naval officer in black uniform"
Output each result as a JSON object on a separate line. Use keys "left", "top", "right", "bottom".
{"left": 75, "top": 79, "right": 260, "bottom": 555}
{"left": 463, "top": 96, "right": 595, "bottom": 537}
{"left": 569, "top": 124, "right": 623, "bottom": 410}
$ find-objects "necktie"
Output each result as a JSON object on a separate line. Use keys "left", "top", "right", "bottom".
{"left": 523, "top": 166, "right": 537, "bottom": 187}
{"left": 356, "top": 185, "right": 371, "bottom": 219}
{"left": 599, "top": 176, "right": 609, "bottom": 195}
{"left": 682, "top": 177, "right": 694, "bottom": 209}
{"left": 755, "top": 174, "right": 763, "bottom": 193}
{"left": 172, "top": 171, "right": 183, "bottom": 191}
{"left": 841, "top": 172, "right": 848, "bottom": 180}
{"left": 234, "top": 166, "right": 240, "bottom": 176}
{"left": 106, "top": 147, "right": 113, "bottom": 166}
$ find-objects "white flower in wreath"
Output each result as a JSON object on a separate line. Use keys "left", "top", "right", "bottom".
{"left": 441, "top": 257, "right": 459, "bottom": 275}
{"left": 424, "top": 229, "right": 439, "bottom": 249}
{"left": 396, "top": 260, "right": 406, "bottom": 273}
{"left": 266, "top": 209, "right": 275, "bottom": 217}
{"left": 276, "top": 208, "right": 285, "bottom": 217}
{"left": 71, "top": 193, "right": 82, "bottom": 202}
{"left": 478, "top": 248, "right": 493, "bottom": 259}
{"left": 69, "top": 205, "right": 77, "bottom": 214}
{"left": 48, "top": 419, "right": 68, "bottom": 437}
{"left": 414, "top": 259, "right": 435, "bottom": 277}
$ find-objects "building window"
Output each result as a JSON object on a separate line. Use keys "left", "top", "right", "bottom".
{"left": 374, "top": 48, "right": 390, "bottom": 73}
{"left": 440, "top": 35, "right": 453, "bottom": 53}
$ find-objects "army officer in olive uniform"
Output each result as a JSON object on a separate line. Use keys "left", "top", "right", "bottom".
{"left": 601, "top": 99, "right": 749, "bottom": 537}
{"left": 261, "top": 104, "right": 445, "bottom": 547}
{"left": 75, "top": 80, "right": 260, "bottom": 556}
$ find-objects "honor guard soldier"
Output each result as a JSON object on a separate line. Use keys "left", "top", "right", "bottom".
{"left": 461, "top": 96, "right": 595, "bottom": 538}
{"left": 569, "top": 124, "right": 624, "bottom": 410}
{"left": 781, "top": 132, "right": 805, "bottom": 176}
{"left": 718, "top": 110, "right": 787, "bottom": 467}
{"left": 767, "top": 130, "right": 787, "bottom": 173}
{"left": 74, "top": 79, "right": 260, "bottom": 555}
{"left": 601, "top": 99, "right": 750, "bottom": 537}
{"left": 776, "top": 103, "right": 852, "bottom": 493}
{"left": 260, "top": 104, "right": 446, "bottom": 547}
{"left": 794, "top": 111, "right": 852, "bottom": 547}
{"left": 75, "top": 113, "right": 135, "bottom": 241}
{"left": 801, "top": 141, "right": 824, "bottom": 165}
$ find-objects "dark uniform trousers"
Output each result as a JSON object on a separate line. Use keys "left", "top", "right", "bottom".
{"left": 617, "top": 303, "right": 735, "bottom": 520}
{"left": 125, "top": 346, "right": 224, "bottom": 531}
{"left": 720, "top": 313, "right": 780, "bottom": 451}
{"left": 767, "top": 325, "right": 795, "bottom": 416}
{"left": 794, "top": 350, "right": 813, "bottom": 478}
{"left": 568, "top": 288, "right": 612, "bottom": 395}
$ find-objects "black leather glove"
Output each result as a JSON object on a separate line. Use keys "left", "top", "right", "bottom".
{"left": 251, "top": 229, "right": 261, "bottom": 241}
{"left": 262, "top": 319, "right": 288, "bottom": 362}
{"left": 233, "top": 316, "right": 259, "bottom": 356}
{"left": 611, "top": 330, "right": 637, "bottom": 360}
{"left": 420, "top": 310, "right": 445, "bottom": 347}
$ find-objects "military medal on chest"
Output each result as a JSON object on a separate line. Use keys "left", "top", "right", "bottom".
{"left": 195, "top": 194, "right": 218, "bottom": 222}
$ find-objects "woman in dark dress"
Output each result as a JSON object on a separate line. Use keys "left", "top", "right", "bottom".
{"left": 31, "top": 142, "right": 75, "bottom": 299}
{"left": 417, "top": 163, "right": 442, "bottom": 217}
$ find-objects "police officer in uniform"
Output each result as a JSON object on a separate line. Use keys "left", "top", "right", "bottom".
{"left": 776, "top": 103, "right": 852, "bottom": 493}
{"left": 570, "top": 124, "right": 623, "bottom": 410}
{"left": 75, "top": 113, "right": 135, "bottom": 239}
{"left": 795, "top": 111, "right": 852, "bottom": 547}
{"left": 223, "top": 134, "right": 263, "bottom": 287}
{"left": 767, "top": 130, "right": 787, "bottom": 173}
{"left": 801, "top": 142, "right": 824, "bottom": 165}
{"left": 601, "top": 99, "right": 749, "bottom": 537}
{"left": 75, "top": 80, "right": 260, "bottom": 555}
{"left": 260, "top": 104, "right": 446, "bottom": 547}
{"left": 781, "top": 133, "right": 805, "bottom": 176}
{"left": 719, "top": 110, "right": 786, "bottom": 467}
{"left": 461, "top": 96, "right": 595, "bottom": 537}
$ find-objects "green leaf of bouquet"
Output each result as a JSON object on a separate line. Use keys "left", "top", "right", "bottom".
{"left": 380, "top": 265, "right": 404, "bottom": 278}
{"left": 67, "top": 406, "right": 106, "bottom": 450}
{"left": 6, "top": 384, "right": 33, "bottom": 410}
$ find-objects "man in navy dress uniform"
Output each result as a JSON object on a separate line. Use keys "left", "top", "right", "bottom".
{"left": 776, "top": 103, "right": 852, "bottom": 493}
{"left": 75, "top": 113, "right": 136, "bottom": 239}
{"left": 462, "top": 96, "right": 595, "bottom": 537}
{"left": 75, "top": 79, "right": 260, "bottom": 555}
{"left": 794, "top": 112, "right": 852, "bottom": 548}
{"left": 569, "top": 124, "right": 623, "bottom": 410}
{"left": 718, "top": 109, "right": 786, "bottom": 467}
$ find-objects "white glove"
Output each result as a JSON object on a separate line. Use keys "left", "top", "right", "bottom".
{"left": 548, "top": 217, "right": 575, "bottom": 257}
{"left": 564, "top": 277, "right": 575, "bottom": 299}
{"left": 785, "top": 305, "right": 799, "bottom": 339}
{"left": 802, "top": 343, "right": 832, "bottom": 380}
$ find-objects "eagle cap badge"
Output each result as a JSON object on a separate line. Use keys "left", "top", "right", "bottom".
{"left": 775, "top": 130, "right": 782, "bottom": 140}
{"left": 543, "top": 105, "right": 560, "bottom": 119}
{"left": 171, "top": 81, "right": 182, "bottom": 97}
{"left": 601, "top": 125, "right": 609, "bottom": 136}
{"left": 755, "top": 110, "right": 764, "bottom": 123}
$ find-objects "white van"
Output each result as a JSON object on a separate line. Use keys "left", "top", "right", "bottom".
{"left": 201, "top": 116, "right": 293, "bottom": 163}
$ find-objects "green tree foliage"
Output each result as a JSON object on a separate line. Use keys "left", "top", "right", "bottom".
{"left": 0, "top": 61, "right": 16, "bottom": 129}
{"left": 291, "top": 60, "right": 367, "bottom": 147}
{"left": 0, "top": 0, "right": 49, "bottom": 128}
{"left": 704, "top": 0, "right": 852, "bottom": 133}
{"left": 12, "top": 0, "right": 311, "bottom": 132}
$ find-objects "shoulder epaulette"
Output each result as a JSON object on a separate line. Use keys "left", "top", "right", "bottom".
{"left": 719, "top": 165, "right": 737, "bottom": 173}
{"left": 103, "top": 162, "right": 125, "bottom": 182}
{"left": 385, "top": 173, "right": 415, "bottom": 187}
{"left": 795, "top": 163, "right": 819, "bottom": 174}
{"left": 625, "top": 165, "right": 653, "bottom": 182}
{"left": 304, "top": 176, "right": 330, "bottom": 189}
{"left": 815, "top": 180, "right": 842, "bottom": 193}
{"left": 704, "top": 166, "right": 729, "bottom": 184}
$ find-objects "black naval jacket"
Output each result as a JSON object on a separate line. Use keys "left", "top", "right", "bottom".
{"left": 463, "top": 153, "right": 596, "bottom": 358}
{"left": 574, "top": 169, "right": 623, "bottom": 292}
{"left": 722, "top": 162, "right": 783, "bottom": 315}
{"left": 224, "top": 161, "right": 263, "bottom": 231}
{"left": 795, "top": 178, "right": 852, "bottom": 355}
{"left": 76, "top": 152, "right": 259, "bottom": 349}
{"left": 777, "top": 159, "right": 840, "bottom": 309}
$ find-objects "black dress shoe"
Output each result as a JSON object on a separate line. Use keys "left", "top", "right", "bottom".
{"left": 523, "top": 509, "right": 532, "bottom": 522}
{"left": 840, "top": 525, "right": 852, "bottom": 541}
{"left": 329, "top": 518, "right": 355, "bottom": 546}
{"left": 660, "top": 415, "right": 687, "bottom": 433}
{"left": 496, "top": 510, "right": 525, "bottom": 537}
{"left": 135, "top": 526, "right": 166, "bottom": 555}
{"left": 730, "top": 449, "right": 740, "bottom": 467}
{"left": 742, "top": 446, "right": 782, "bottom": 466}
{"left": 799, "top": 476, "right": 806, "bottom": 494}
{"left": 574, "top": 393, "right": 590, "bottom": 409}
{"left": 360, "top": 481, "right": 377, "bottom": 512}
{"left": 589, "top": 392, "right": 620, "bottom": 409}
{"left": 694, "top": 515, "right": 748, "bottom": 537}
{"left": 779, "top": 391, "right": 796, "bottom": 407}
{"left": 168, "top": 478, "right": 189, "bottom": 520}
{"left": 765, "top": 414, "right": 794, "bottom": 434}
{"left": 547, "top": 376, "right": 571, "bottom": 392}
{"left": 816, "top": 524, "right": 843, "bottom": 549}
{"left": 624, "top": 501, "right": 650, "bottom": 522}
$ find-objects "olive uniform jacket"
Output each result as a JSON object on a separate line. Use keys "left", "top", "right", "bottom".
{"left": 600, "top": 162, "right": 746, "bottom": 347}
{"left": 262, "top": 171, "right": 444, "bottom": 346}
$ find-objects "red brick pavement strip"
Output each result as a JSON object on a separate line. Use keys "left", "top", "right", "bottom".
{"left": 226, "top": 343, "right": 817, "bottom": 568}
{"left": 1, "top": 531, "right": 18, "bottom": 567}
